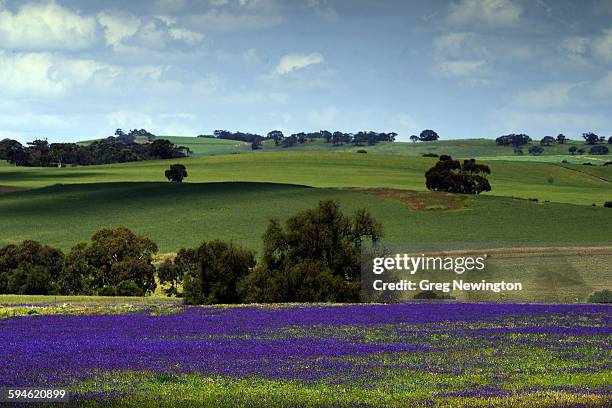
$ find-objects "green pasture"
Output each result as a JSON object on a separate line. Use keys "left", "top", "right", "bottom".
{"left": 1, "top": 152, "right": 610, "bottom": 205}
{"left": 0, "top": 182, "right": 610, "bottom": 254}
{"left": 156, "top": 136, "right": 251, "bottom": 156}
{"left": 253, "top": 137, "right": 610, "bottom": 159}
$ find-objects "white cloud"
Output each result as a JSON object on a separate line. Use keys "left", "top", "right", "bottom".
{"left": 168, "top": 28, "right": 205, "bottom": 44}
{"left": 273, "top": 52, "right": 324, "bottom": 75}
{"left": 97, "top": 13, "right": 205, "bottom": 51}
{"left": 434, "top": 32, "right": 486, "bottom": 59}
{"left": 0, "top": 1, "right": 99, "bottom": 51}
{"left": 448, "top": 0, "right": 522, "bottom": 28}
{"left": 97, "top": 11, "right": 141, "bottom": 49}
{"left": 561, "top": 28, "right": 612, "bottom": 63}
{"left": 437, "top": 59, "right": 486, "bottom": 78}
{"left": 0, "top": 51, "right": 117, "bottom": 97}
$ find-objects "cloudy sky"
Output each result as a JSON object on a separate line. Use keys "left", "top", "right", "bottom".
{"left": 1, "top": 0, "right": 611, "bottom": 142}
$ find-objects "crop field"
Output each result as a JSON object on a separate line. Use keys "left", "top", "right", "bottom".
{"left": 0, "top": 301, "right": 609, "bottom": 407}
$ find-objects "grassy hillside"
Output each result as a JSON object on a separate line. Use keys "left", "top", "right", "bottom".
{"left": 0, "top": 182, "right": 610, "bottom": 253}
{"left": 1, "top": 152, "right": 610, "bottom": 205}
{"left": 255, "top": 137, "right": 612, "bottom": 159}
{"left": 156, "top": 136, "right": 251, "bottom": 156}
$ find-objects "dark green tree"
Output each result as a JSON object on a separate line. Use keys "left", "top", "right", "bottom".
{"left": 425, "top": 156, "right": 491, "bottom": 194}
{"left": 165, "top": 164, "right": 188, "bottom": 182}
{"left": 419, "top": 129, "right": 439, "bottom": 141}
{"left": 582, "top": 132, "right": 599, "bottom": 145}
{"left": 239, "top": 200, "right": 382, "bottom": 303}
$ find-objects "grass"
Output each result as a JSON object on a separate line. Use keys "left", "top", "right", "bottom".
{"left": 1, "top": 151, "right": 610, "bottom": 205}
{"left": 254, "top": 137, "right": 612, "bottom": 159}
{"left": 1, "top": 182, "right": 611, "bottom": 254}
{"left": 154, "top": 136, "right": 251, "bottom": 156}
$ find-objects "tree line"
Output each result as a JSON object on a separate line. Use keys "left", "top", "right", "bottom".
{"left": 496, "top": 132, "right": 611, "bottom": 156}
{"left": 0, "top": 129, "right": 190, "bottom": 167}
{"left": 199, "top": 129, "right": 399, "bottom": 149}
{"left": 0, "top": 201, "right": 382, "bottom": 303}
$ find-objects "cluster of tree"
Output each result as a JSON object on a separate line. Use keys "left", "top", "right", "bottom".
{"left": 159, "top": 201, "right": 383, "bottom": 304}
{"left": 0, "top": 228, "right": 157, "bottom": 296}
{"left": 0, "top": 131, "right": 190, "bottom": 167}
{"left": 200, "top": 129, "right": 398, "bottom": 148}
{"left": 270, "top": 130, "right": 397, "bottom": 148}
{"left": 212, "top": 130, "right": 265, "bottom": 144}
{"left": 409, "top": 130, "right": 440, "bottom": 142}
{"left": 495, "top": 134, "right": 532, "bottom": 148}
{"left": 425, "top": 155, "right": 491, "bottom": 194}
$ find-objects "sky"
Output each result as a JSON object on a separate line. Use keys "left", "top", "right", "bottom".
{"left": 0, "top": 0, "right": 611, "bottom": 143}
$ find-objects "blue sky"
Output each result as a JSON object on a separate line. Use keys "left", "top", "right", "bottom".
{"left": 0, "top": 0, "right": 611, "bottom": 142}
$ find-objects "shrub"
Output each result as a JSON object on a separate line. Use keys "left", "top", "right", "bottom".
{"left": 582, "top": 162, "right": 592, "bottom": 166}
{"left": 589, "top": 145, "right": 609, "bottom": 155}
{"left": 116, "top": 280, "right": 145, "bottom": 296}
{"left": 604, "top": 201, "right": 612, "bottom": 208}
{"left": 588, "top": 289, "right": 612, "bottom": 303}
{"left": 422, "top": 153, "right": 438, "bottom": 157}
{"left": 604, "top": 161, "right": 612, "bottom": 166}
{"left": 356, "top": 149, "right": 368, "bottom": 154}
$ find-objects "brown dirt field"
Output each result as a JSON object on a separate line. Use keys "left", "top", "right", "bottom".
{"left": 360, "top": 188, "right": 468, "bottom": 211}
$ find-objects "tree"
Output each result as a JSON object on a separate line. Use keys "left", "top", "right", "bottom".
{"left": 239, "top": 201, "right": 382, "bottom": 303}
{"left": 540, "top": 136, "right": 555, "bottom": 146}
{"left": 590, "top": 145, "right": 609, "bottom": 155}
{"left": 251, "top": 140, "right": 262, "bottom": 150}
{"left": 0, "top": 139, "right": 26, "bottom": 165}
{"left": 66, "top": 227, "right": 158, "bottom": 295}
{"left": 165, "top": 241, "right": 256, "bottom": 304}
{"left": 495, "top": 134, "right": 531, "bottom": 148}
{"left": 528, "top": 145, "right": 545, "bottom": 156}
{"left": 267, "top": 130, "right": 284, "bottom": 146}
{"left": 149, "top": 139, "right": 177, "bottom": 159}
{"left": 608, "top": 136, "right": 612, "bottom": 144}
{"left": 0, "top": 241, "right": 64, "bottom": 295}
{"left": 165, "top": 164, "right": 188, "bottom": 182}
{"left": 409, "top": 135, "right": 419, "bottom": 143}
{"left": 568, "top": 146, "right": 577, "bottom": 155}
{"left": 419, "top": 129, "right": 439, "bottom": 141}
{"left": 556, "top": 134, "right": 568, "bottom": 144}
{"left": 582, "top": 132, "right": 599, "bottom": 145}
{"left": 425, "top": 156, "right": 491, "bottom": 194}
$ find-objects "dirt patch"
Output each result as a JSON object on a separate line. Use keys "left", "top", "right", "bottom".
{"left": 361, "top": 189, "right": 468, "bottom": 211}
{"left": 0, "top": 186, "right": 23, "bottom": 194}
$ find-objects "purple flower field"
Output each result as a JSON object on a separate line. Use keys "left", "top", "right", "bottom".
{"left": 0, "top": 302, "right": 610, "bottom": 406}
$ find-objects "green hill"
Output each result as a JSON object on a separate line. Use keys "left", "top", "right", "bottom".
{"left": 1, "top": 152, "right": 610, "bottom": 205}
{"left": 0, "top": 182, "right": 610, "bottom": 253}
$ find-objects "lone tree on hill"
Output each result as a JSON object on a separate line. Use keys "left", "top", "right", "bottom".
{"left": 540, "top": 136, "right": 555, "bottom": 146}
{"left": 165, "top": 164, "right": 188, "bottom": 183}
{"left": 556, "top": 134, "right": 568, "bottom": 144}
{"left": 582, "top": 132, "right": 599, "bottom": 145}
{"left": 425, "top": 155, "right": 491, "bottom": 194}
{"left": 419, "top": 129, "right": 439, "bottom": 141}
